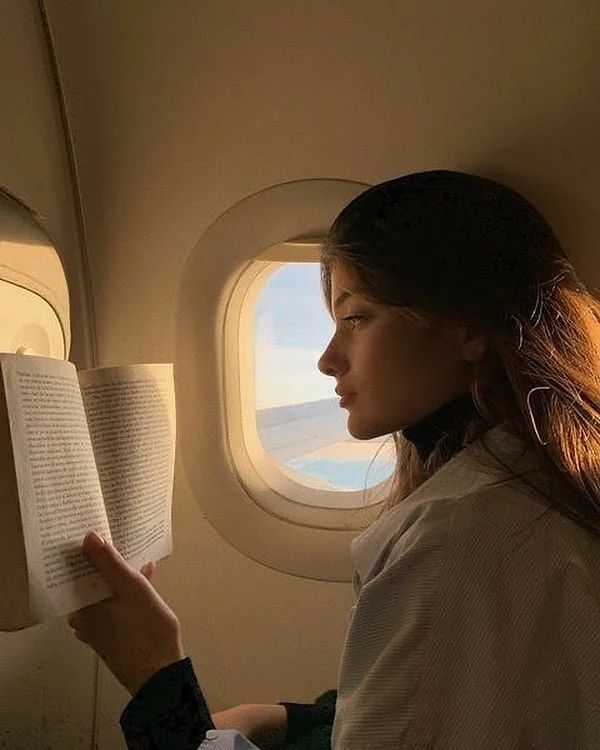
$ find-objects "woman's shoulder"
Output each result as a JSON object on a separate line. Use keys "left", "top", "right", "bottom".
{"left": 382, "top": 476, "right": 582, "bottom": 573}
{"left": 442, "top": 478, "right": 600, "bottom": 589}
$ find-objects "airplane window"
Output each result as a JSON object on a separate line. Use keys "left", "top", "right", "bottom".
{"left": 0, "top": 281, "right": 64, "bottom": 358}
{"left": 253, "top": 262, "right": 395, "bottom": 498}
{"left": 0, "top": 188, "right": 70, "bottom": 360}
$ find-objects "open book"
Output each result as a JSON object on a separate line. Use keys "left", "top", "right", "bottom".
{"left": 0, "top": 353, "right": 176, "bottom": 631}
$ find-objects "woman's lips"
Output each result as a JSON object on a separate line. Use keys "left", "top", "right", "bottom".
{"left": 339, "top": 393, "right": 356, "bottom": 408}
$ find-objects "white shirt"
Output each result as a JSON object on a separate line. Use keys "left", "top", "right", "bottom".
{"left": 199, "top": 420, "right": 600, "bottom": 749}
{"left": 332, "top": 419, "right": 600, "bottom": 748}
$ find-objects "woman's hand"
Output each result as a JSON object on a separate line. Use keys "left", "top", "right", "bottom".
{"left": 212, "top": 703, "right": 287, "bottom": 748}
{"left": 67, "top": 531, "right": 185, "bottom": 697}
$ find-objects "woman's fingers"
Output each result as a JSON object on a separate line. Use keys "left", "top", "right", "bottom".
{"left": 140, "top": 561, "right": 155, "bottom": 580}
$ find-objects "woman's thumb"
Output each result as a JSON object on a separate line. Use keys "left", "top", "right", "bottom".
{"left": 140, "top": 561, "right": 156, "bottom": 580}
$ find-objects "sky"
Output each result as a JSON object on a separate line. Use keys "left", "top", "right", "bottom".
{"left": 254, "top": 262, "right": 336, "bottom": 409}
{"left": 252, "top": 262, "right": 395, "bottom": 493}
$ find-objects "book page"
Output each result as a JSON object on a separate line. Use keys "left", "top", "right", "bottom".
{"left": 77, "top": 364, "right": 175, "bottom": 573}
{"left": 0, "top": 372, "right": 37, "bottom": 630}
{"left": 0, "top": 354, "right": 113, "bottom": 621}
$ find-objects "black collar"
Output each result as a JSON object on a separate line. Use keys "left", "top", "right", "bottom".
{"left": 401, "top": 392, "right": 480, "bottom": 461}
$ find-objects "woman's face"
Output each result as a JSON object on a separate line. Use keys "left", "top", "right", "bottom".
{"left": 317, "top": 263, "right": 485, "bottom": 440}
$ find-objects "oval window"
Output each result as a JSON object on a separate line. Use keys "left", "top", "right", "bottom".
{"left": 0, "top": 281, "right": 64, "bottom": 358}
{"left": 253, "top": 262, "right": 395, "bottom": 495}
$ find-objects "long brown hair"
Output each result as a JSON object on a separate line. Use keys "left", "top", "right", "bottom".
{"left": 320, "top": 170, "right": 600, "bottom": 537}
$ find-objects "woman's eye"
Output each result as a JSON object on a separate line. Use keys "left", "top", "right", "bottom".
{"left": 342, "top": 315, "right": 363, "bottom": 329}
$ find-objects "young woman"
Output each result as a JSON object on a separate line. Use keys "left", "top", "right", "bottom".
{"left": 69, "top": 169, "right": 600, "bottom": 749}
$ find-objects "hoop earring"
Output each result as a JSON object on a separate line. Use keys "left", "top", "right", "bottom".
{"left": 526, "top": 386, "right": 551, "bottom": 446}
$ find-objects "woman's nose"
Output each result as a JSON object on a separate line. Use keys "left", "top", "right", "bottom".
{"left": 318, "top": 359, "right": 336, "bottom": 377}
{"left": 317, "top": 340, "right": 340, "bottom": 377}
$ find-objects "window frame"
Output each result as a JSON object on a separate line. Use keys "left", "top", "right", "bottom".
{"left": 0, "top": 279, "right": 66, "bottom": 358}
{"left": 224, "top": 242, "right": 391, "bottom": 529}
{"left": 176, "top": 178, "right": 384, "bottom": 580}
{"left": 0, "top": 190, "right": 70, "bottom": 359}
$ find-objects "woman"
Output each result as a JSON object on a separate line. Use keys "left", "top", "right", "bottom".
{"left": 68, "top": 169, "right": 600, "bottom": 749}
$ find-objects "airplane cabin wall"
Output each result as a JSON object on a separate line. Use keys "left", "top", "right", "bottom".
{"left": 0, "top": 1, "right": 98, "bottom": 748}
{"left": 2, "top": 1, "right": 600, "bottom": 748}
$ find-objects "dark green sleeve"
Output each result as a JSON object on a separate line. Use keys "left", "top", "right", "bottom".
{"left": 120, "top": 657, "right": 216, "bottom": 749}
{"left": 278, "top": 689, "right": 337, "bottom": 745}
